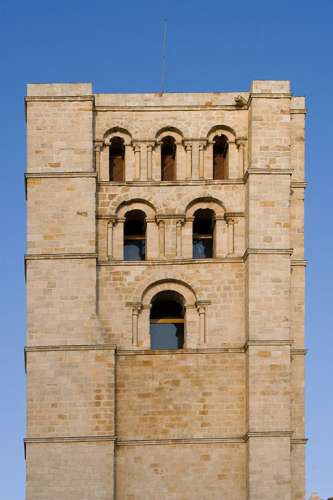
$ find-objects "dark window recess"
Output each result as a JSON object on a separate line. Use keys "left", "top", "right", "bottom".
{"left": 150, "top": 291, "right": 184, "bottom": 349}
{"left": 193, "top": 209, "right": 215, "bottom": 259}
{"left": 161, "top": 136, "right": 176, "bottom": 181}
{"left": 124, "top": 210, "right": 146, "bottom": 261}
{"left": 109, "top": 137, "right": 125, "bottom": 181}
{"left": 213, "top": 135, "right": 228, "bottom": 180}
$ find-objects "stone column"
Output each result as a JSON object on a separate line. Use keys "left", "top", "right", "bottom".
{"left": 226, "top": 217, "right": 235, "bottom": 255}
{"left": 146, "top": 142, "right": 154, "bottom": 181}
{"left": 125, "top": 144, "right": 135, "bottom": 181}
{"left": 107, "top": 220, "right": 115, "bottom": 259}
{"left": 157, "top": 219, "right": 166, "bottom": 258}
{"left": 94, "top": 141, "right": 103, "bottom": 179}
{"left": 205, "top": 141, "right": 214, "bottom": 179}
{"left": 182, "top": 217, "right": 193, "bottom": 259}
{"left": 176, "top": 141, "right": 186, "bottom": 180}
{"left": 131, "top": 303, "right": 142, "bottom": 346}
{"left": 113, "top": 218, "right": 124, "bottom": 260}
{"left": 146, "top": 218, "right": 159, "bottom": 260}
{"left": 176, "top": 219, "right": 184, "bottom": 258}
{"left": 198, "top": 142, "right": 206, "bottom": 179}
{"left": 153, "top": 142, "right": 162, "bottom": 181}
{"left": 99, "top": 145, "right": 109, "bottom": 181}
{"left": 134, "top": 144, "right": 141, "bottom": 180}
{"left": 196, "top": 302, "right": 208, "bottom": 346}
{"left": 184, "top": 142, "right": 193, "bottom": 179}
{"left": 236, "top": 137, "right": 247, "bottom": 177}
{"left": 214, "top": 217, "right": 227, "bottom": 257}
{"left": 227, "top": 140, "right": 238, "bottom": 179}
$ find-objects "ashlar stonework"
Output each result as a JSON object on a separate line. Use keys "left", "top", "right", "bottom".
{"left": 25, "top": 80, "right": 306, "bottom": 499}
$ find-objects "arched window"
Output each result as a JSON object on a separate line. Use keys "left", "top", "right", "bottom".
{"left": 213, "top": 135, "right": 228, "bottom": 180}
{"left": 161, "top": 136, "right": 176, "bottom": 181}
{"left": 109, "top": 136, "right": 125, "bottom": 181}
{"left": 193, "top": 209, "right": 215, "bottom": 259}
{"left": 150, "top": 291, "right": 184, "bottom": 349}
{"left": 124, "top": 210, "right": 146, "bottom": 261}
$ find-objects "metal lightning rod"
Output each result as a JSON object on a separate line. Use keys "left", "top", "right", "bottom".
{"left": 161, "top": 19, "right": 167, "bottom": 94}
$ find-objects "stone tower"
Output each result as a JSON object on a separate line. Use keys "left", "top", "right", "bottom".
{"left": 25, "top": 81, "right": 306, "bottom": 499}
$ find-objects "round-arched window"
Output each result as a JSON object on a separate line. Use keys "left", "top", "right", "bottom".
{"left": 150, "top": 291, "right": 185, "bottom": 349}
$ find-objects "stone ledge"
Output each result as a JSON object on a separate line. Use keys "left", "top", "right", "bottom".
{"left": 96, "top": 104, "right": 247, "bottom": 112}
{"left": 25, "top": 435, "right": 115, "bottom": 444}
{"left": 291, "top": 259, "right": 307, "bottom": 267}
{"left": 290, "top": 108, "right": 307, "bottom": 115}
{"left": 98, "top": 257, "right": 244, "bottom": 266}
{"left": 246, "top": 340, "right": 293, "bottom": 348}
{"left": 25, "top": 172, "right": 96, "bottom": 179}
{"left": 245, "top": 431, "right": 293, "bottom": 441}
{"left": 117, "top": 437, "right": 245, "bottom": 446}
{"left": 117, "top": 347, "right": 245, "bottom": 356}
{"left": 25, "top": 253, "right": 97, "bottom": 261}
{"left": 244, "top": 168, "right": 293, "bottom": 181}
{"left": 243, "top": 248, "right": 293, "bottom": 259}
{"left": 97, "top": 179, "right": 244, "bottom": 187}
{"left": 291, "top": 438, "right": 308, "bottom": 445}
{"left": 24, "top": 344, "right": 307, "bottom": 355}
{"left": 291, "top": 349, "right": 308, "bottom": 356}
{"left": 25, "top": 344, "right": 116, "bottom": 353}
{"left": 291, "top": 181, "right": 307, "bottom": 188}
{"left": 25, "top": 95, "right": 94, "bottom": 102}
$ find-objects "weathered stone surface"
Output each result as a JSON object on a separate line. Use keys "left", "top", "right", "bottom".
{"left": 25, "top": 80, "right": 306, "bottom": 499}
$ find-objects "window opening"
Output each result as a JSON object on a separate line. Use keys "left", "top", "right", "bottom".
{"left": 193, "top": 209, "right": 215, "bottom": 259}
{"left": 124, "top": 210, "right": 146, "bottom": 261}
{"left": 161, "top": 136, "right": 176, "bottom": 181}
{"left": 150, "top": 291, "right": 184, "bottom": 349}
{"left": 109, "top": 137, "right": 125, "bottom": 181}
{"left": 213, "top": 135, "right": 228, "bottom": 180}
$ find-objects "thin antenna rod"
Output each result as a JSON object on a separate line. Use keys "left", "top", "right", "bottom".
{"left": 161, "top": 19, "right": 167, "bottom": 93}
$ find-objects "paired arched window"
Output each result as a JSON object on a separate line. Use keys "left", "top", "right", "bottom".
{"left": 213, "top": 135, "right": 228, "bottom": 180}
{"left": 124, "top": 210, "right": 146, "bottom": 261}
{"left": 109, "top": 136, "right": 125, "bottom": 181}
{"left": 161, "top": 136, "right": 176, "bottom": 181}
{"left": 193, "top": 209, "right": 215, "bottom": 259}
{"left": 150, "top": 291, "right": 185, "bottom": 349}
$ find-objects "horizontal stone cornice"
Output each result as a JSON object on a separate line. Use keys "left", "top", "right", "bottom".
{"left": 245, "top": 431, "right": 293, "bottom": 441}
{"left": 25, "top": 253, "right": 97, "bottom": 261}
{"left": 25, "top": 433, "right": 307, "bottom": 447}
{"left": 245, "top": 340, "right": 293, "bottom": 349}
{"left": 98, "top": 257, "right": 244, "bottom": 266}
{"left": 117, "top": 347, "right": 245, "bottom": 356}
{"left": 25, "top": 95, "right": 94, "bottom": 103}
{"left": 25, "top": 172, "right": 96, "bottom": 179}
{"left": 95, "top": 104, "right": 247, "bottom": 112}
{"left": 291, "top": 180, "right": 307, "bottom": 188}
{"left": 244, "top": 168, "right": 293, "bottom": 182}
{"left": 24, "top": 344, "right": 307, "bottom": 356}
{"left": 25, "top": 344, "right": 116, "bottom": 353}
{"left": 97, "top": 178, "right": 244, "bottom": 187}
{"left": 117, "top": 436, "right": 245, "bottom": 446}
{"left": 291, "top": 259, "right": 307, "bottom": 267}
{"left": 25, "top": 435, "right": 115, "bottom": 444}
{"left": 243, "top": 248, "right": 292, "bottom": 260}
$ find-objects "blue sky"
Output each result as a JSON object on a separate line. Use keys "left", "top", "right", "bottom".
{"left": 0, "top": 0, "right": 332, "bottom": 497}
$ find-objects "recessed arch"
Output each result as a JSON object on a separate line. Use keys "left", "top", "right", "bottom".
{"left": 185, "top": 197, "right": 225, "bottom": 218}
{"left": 116, "top": 199, "right": 156, "bottom": 219}
{"left": 155, "top": 126, "right": 183, "bottom": 143}
{"left": 103, "top": 127, "right": 132, "bottom": 146}
{"left": 141, "top": 279, "right": 197, "bottom": 309}
{"left": 206, "top": 125, "right": 236, "bottom": 143}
